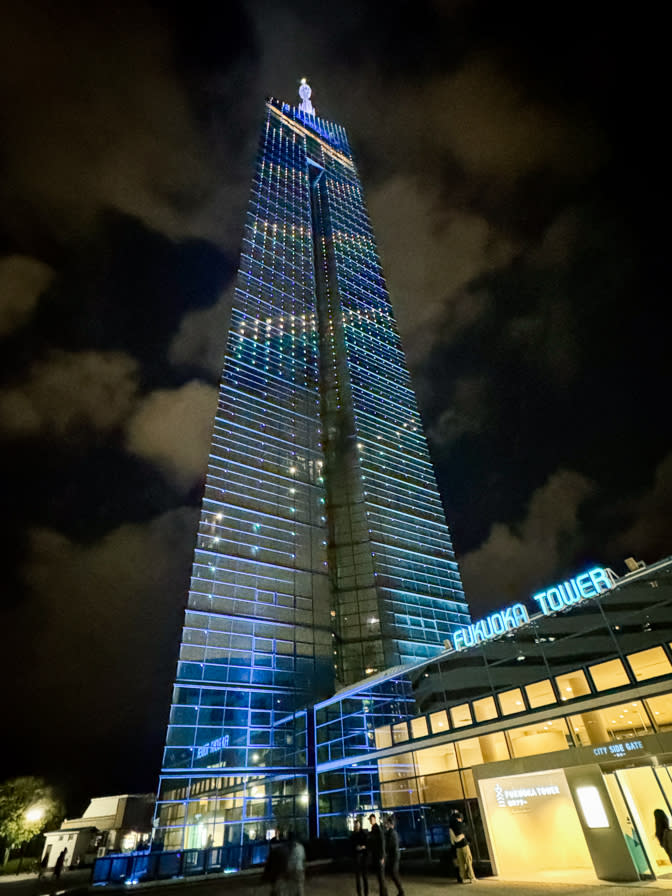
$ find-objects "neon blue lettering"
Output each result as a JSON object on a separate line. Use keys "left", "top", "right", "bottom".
{"left": 533, "top": 592, "right": 551, "bottom": 614}
{"left": 589, "top": 567, "right": 611, "bottom": 593}
{"left": 501, "top": 606, "right": 516, "bottom": 629}
{"left": 560, "top": 582, "right": 579, "bottom": 605}
{"left": 473, "top": 620, "right": 486, "bottom": 643}
{"left": 576, "top": 573, "right": 594, "bottom": 597}
{"left": 490, "top": 612, "right": 505, "bottom": 635}
{"left": 512, "top": 603, "right": 529, "bottom": 625}
{"left": 453, "top": 629, "right": 467, "bottom": 650}
{"left": 545, "top": 587, "right": 564, "bottom": 612}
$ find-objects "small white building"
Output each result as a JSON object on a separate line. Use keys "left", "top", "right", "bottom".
{"left": 41, "top": 794, "right": 154, "bottom": 868}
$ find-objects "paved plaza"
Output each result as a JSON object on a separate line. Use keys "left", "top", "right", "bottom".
{"left": 4, "top": 868, "right": 672, "bottom": 896}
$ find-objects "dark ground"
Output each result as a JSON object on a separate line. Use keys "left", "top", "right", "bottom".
{"left": 2, "top": 866, "right": 672, "bottom": 896}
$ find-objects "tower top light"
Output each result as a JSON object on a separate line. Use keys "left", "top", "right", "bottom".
{"left": 298, "top": 77, "right": 314, "bottom": 115}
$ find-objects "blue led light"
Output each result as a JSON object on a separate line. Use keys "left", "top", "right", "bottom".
{"left": 156, "top": 93, "right": 469, "bottom": 859}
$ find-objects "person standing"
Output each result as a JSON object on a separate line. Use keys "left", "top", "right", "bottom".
{"left": 368, "top": 814, "right": 387, "bottom": 896}
{"left": 448, "top": 811, "right": 463, "bottom": 883}
{"left": 285, "top": 832, "right": 305, "bottom": 896}
{"left": 449, "top": 811, "right": 475, "bottom": 883}
{"left": 654, "top": 809, "right": 672, "bottom": 861}
{"left": 262, "top": 836, "right": 287, "bottom": 896}
{"left": 52, "top": 848, "right": 67, "bottom": 880}
{"left": 38, "top": 854, "right": 49, "bottom": 879}
{"left": 384, "top": 815, "right": 404, "bottom": 896}
{"left": 350, "top": 818, "right": 369, "bottom": 896}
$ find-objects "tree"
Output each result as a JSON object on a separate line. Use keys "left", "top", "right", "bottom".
{"left": 0, "top": 777, "right": 64, "bottom": 866}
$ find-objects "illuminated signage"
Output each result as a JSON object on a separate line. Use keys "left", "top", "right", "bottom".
{"left": 533, "top": 567, "right": 617, "bottom": 615}
{"left": 576, "top": 786, "right": 610, "bottom": 828}
{"left": 453, "top": 604, "right": 529, "bottom": 650}
{"left": 593, "top": 739, "right": 643, "bottom": 757}
{"left": 450, "top": 566, "right": 616, "bottom": 651}
{"left": 494, "top": 782, "right": 560, "bottom": 808}
{"left": 195, "top": 734, "right": 230, "bottom": 759}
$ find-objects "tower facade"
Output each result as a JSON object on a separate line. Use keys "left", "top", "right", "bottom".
{"left": 155, "top": 89, "right": 470, "bottom": 855}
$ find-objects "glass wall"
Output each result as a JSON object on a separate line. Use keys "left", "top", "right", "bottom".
{"left": 155, "top": 772, "right": 309, "bottom": 852}
{"left": 315, "top": 562, "right": 672, "bottom": 856}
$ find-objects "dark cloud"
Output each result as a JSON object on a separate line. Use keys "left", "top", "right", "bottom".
{"left": 5, "top": 509, "right": 197, "bottom": 808}
{"left": 0, "top": 0, "right": 668, "bottom": 809}
{"left": 0, "top": 255, "right": 54, "bottom": 335}
{"left": 126, "top": 381, "right": 218, "bottom": 489}
{"left": 460, "top": 469, "right": 596, "bottom": 614}
{"left": 0, "top": 350, "right": 139, "bottom": 436}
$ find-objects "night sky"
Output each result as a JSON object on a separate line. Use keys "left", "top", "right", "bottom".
{"left": 1, "top": 1, "right": 668, "bottom": 814}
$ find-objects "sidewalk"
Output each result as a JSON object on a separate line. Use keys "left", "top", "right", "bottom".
{"left": 3, "top": 867, "right": 672, "bottom": 896}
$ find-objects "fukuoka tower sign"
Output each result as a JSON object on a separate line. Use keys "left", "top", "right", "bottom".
{"left": 451, "top": 566, "right": 618, "bottom": 651}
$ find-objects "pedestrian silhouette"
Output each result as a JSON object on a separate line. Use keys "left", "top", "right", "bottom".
{"left": 53, "top": 848, "right": 67, "bottom": 880}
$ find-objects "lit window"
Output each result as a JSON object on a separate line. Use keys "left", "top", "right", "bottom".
{"left": 555, "top": 670, "right": 591, "bottom": 700}
{"left": 589, "top": 658, "right": 629, "bottom": 691}
{"left": 526, "top": 679, "right": 556, "bottom": 708}
{"left": 377, "top": 751, "right": 415, "bottom": 783}
{"left": 374, "top": 726, "right": 392, "bottom": 749}
{"left": 645, "top": 692, "right": 672, "bottom": 731}
{"left": 414, "top": 742, "right": 458, "bottom": 775}
{"left": 570, "top": 700, "right": 651, "bottom": 746}
{"left": 508, "top": 717, "right": 571, "bottom": 758}
{"left": 477, "top": 730, "right": 510, "bottom": 762}
{"left": 429, "top": 710, "right": 449, "bottom": 733}
{"left": 456, "top": 737, "right": 483, "bottom": 767}
{"left": 392, "top": 722, "right": 409, "bottom": 744}
{"left": 448, "top": 704, "right": 471, "bottom": 729}
{"left": 410, "top": 716, "right": 429, "bottom": 739}
{"left": 498, "top": 688, "right": 525, "bottom": 715}
{"left": 627, "top": 646, "right": 672, "bottom": 681}
{"left": 419, "top": 770, "right": 463, "bottom": 803}
{"left": 473, "top": 696, "right": 498, "bottom": 722}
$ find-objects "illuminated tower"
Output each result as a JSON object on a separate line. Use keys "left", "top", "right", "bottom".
{"left": 155, "top": 83, "right": 470, "bottom": 855}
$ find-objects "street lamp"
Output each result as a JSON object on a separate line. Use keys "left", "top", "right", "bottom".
{"left": 17, "top": 806, "right": 46, "bottom": 872}
{"left": 25, "top": 806, "right": 45, "bottom": 824}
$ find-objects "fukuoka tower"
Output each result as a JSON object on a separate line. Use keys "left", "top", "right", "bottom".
{"left": 156, "top": 82, "right": 470, "bottom": 853}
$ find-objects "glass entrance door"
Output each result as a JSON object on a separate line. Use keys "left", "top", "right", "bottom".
{"left": 613, "top": 766, "right": 672, "bottom": 878}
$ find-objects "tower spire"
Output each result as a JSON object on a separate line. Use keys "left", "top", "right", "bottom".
{"left": 298, "top": 77, "right": 314, "bottom": 114}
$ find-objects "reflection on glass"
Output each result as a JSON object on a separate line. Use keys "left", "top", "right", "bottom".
{"left": 461, "top": 767, "right": 477, "bottom": 799}
{"left": 420, "top": 770, "right": 463, "bottom": 802}
{"left": 380, "top": 778, "right": 423, "bottom": 808}
{"left": 374, "top": 725, "right": 392, "bottom": 749}
{"left": 627, "top": 647, "right": 672, "bottom": 681}
{"left": 498, "top": 688, "right": 525, "bottom": 715}
{"left": 393, "top": 722, "right": 409, "bottom": 743}
{"left": 378, "top": 751, "right": 415, "bottom": 782}
{"left": 589, "top": 658, "right": 629, "bottom": 691}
